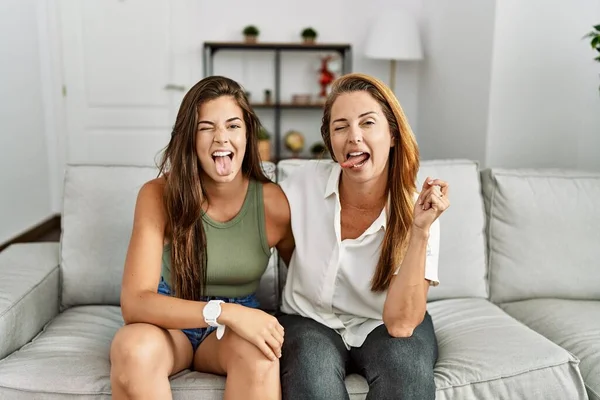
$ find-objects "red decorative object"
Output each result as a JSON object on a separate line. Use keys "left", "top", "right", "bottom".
{"left": 318, "top": 56, "right": 335, "bottom": 98}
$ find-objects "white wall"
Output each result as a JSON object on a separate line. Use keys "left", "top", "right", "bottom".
{"left": 417, "top": 0, "right": 497, "bottom": 164}
{"left": 486, "top": 0, "right": 600, "bottom": 170}
{"left": 196, "top": 0, "right": 422, "bottom": 157}
{"left": 0, "top": 0, "right": 54, "bottom": 244}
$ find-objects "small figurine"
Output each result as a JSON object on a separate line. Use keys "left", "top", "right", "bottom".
{"left": 318, "top": 56, "right": 335, "bottom": 98}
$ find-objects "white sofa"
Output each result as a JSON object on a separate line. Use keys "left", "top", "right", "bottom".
{"left": 0, "top": 159, "right": 598, "bottom": 399}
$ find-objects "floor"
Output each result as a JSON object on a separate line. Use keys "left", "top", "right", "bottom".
{"left": 37, "top": 227, "right": 61, "bottom": 242}
{"left": 0, "top": 219, "right": 61, "bottom": 253}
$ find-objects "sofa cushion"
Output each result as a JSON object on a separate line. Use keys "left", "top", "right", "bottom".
{"left": 277, "top": 159, "right": 488, "bottom": 301}
{"left": 0, "top": 302, "right": 587, "bottom": 399}
{"left": 501, "top": 299, "right": 600, "bottom": 400}
{"left": 481, "top": 168, "right": 600, "bottom": 303}
{"left": 0, "top": 243, "right": 60, "bottom": 360}
{"left": 60, "top": 163, "right": 280, "bottom": 310}
{"left": 0, "top": 305, "right": 366, "bottom": 399}
{"left": 429, "top": 298, "right": 587, "bottom": 399}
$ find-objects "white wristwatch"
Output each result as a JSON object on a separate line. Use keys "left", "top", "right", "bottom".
{"left": 203, "top": 300, "right": 226, "bottom": 340}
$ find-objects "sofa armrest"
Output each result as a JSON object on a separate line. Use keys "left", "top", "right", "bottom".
{"left": 0, "top": 243, "right": 60, "bottom": 359}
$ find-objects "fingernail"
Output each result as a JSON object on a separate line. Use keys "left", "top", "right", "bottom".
{"left": 428, "top": 180, "right": 434, "bottom": 185}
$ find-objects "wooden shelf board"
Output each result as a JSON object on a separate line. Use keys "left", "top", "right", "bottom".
{"left": 204, "top": 41, "right": 351, "bottom": 52}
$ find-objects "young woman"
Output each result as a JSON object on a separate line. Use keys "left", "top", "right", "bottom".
{"left": 109, "top": 76, "right": 293, "bottom": 400}
{"left": 278, "top": 73, "right": 450, "bottom": 399}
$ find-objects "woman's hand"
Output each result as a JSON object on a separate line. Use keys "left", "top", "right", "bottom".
{"left": 219, "top": 304, "right": 284, "bottom": 361}
{"left": 413, "top": 177, "right": 450, "bottom": 232}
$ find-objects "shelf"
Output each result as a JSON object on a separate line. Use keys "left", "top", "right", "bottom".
{"left": 204, "top": 41, "right": 351, "bottom": 53}
{"left": 203, "top": 41, "right": 351, "bottom": 162}
{"left": 251, "top": 103, "right": 324, "bottom": 109}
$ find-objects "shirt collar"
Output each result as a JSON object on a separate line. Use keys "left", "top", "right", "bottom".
{"left": 325, "top": 162, "right": 387, "bottom": 233}
{"left": 324, "top": 162, "right": 341, "bottom": 199}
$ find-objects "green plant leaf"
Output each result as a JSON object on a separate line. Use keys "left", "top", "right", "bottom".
{"left": 594, "top": 24, "right": 600, "bottom": 31}
{"left": 592, "top": 36, "right": 600, "bottom": 48}
{"left": 595, "top": 55, "right": 600, "bottom": 62}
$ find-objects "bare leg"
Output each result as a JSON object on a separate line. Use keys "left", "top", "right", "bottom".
{"left": 194, "top": 329, "right": 281, "bottom": 400}
{"left": 110, "top": 323, "right": 194, "bottom": 400}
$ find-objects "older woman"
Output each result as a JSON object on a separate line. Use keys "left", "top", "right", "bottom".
{"left": 277, "top": 73, "right": 449, "bottom": 399}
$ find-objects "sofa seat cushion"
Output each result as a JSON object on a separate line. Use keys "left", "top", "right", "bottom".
{"left": 0, "top": 306, "right": 368, "bottom": 399}
{"left": 501, "top": 299, "right": 600, "bottom": 400}
{"left": 429, "top": 298, "right": 588, "bottom": 399}
{"left": 0, "top": 301, "right": 589, "bottom": 399}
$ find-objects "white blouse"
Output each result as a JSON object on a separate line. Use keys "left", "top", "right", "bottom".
{"left": 279, "top": 161, "right": 440, "bottom": 349}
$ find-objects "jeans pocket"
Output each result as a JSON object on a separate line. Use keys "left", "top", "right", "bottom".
{"left": 239, "top": 294, "right": 260, "bottom": 309}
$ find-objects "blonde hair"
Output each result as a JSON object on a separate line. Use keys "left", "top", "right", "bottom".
{"left": 320, "top": 73, "right": 420, "bottom": 292}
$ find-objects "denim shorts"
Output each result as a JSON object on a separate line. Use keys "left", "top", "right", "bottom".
{"left": 157, "top": 278, "right": 260, "bottom": 351}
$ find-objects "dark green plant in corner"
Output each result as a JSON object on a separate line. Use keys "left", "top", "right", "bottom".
{"left": 584, "top": 24, "right": 600, "bottom": 92}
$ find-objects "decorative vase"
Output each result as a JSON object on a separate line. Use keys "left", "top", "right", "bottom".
{"left": 303, "top": 37, "right": 316, "bottom": 45}
{"left": 258, "top": 140, "right": 271, "bottom": 161}
{"left": 245, "top": 35, "right": 257, "bottom": 44}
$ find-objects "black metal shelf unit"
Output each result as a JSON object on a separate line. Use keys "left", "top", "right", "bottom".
{"left": 202, "top": 41, "right": 352, "bottom": 162}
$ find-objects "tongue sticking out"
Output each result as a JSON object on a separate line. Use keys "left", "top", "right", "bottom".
{"left": 214, "top": 156, "right": 232, "bottom": 176}
{"left": 341, "top": 153, "right": 369, "bottom": 169}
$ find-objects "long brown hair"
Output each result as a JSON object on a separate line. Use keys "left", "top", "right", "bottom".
{"left": 158, "top": 76, "right": 268, "bottom": 300}
{"left": 321, "top": 73, "right": 420, "bottom": 292}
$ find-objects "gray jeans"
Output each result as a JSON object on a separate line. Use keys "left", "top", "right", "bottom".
{"left": 278, "top": 312, "right": 438, "bottom": 400}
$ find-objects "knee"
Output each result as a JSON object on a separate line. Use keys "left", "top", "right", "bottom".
{"left": 226, "top": 332, "right": 279, "bottom": 385}
{"left": 283, "top": 327, "right": 334, "bottom": 370}
{"left": 280, "top": 329, "right": 346, "bottom": 396}
{"left": 378, "top": 350, "right": 435, "bottom": 391}
{"left": 110, "top": 324, "right": 167, "bottom": 386}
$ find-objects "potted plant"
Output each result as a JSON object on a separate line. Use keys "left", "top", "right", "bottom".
{"left": 257, "top": 127, "right": 271, "bottom": 161}
{"left": 243, "top": 25, "right": 259, "bottom": 43}
{"left": 584, "top": 24, "right": 600, "bottom": 92}
{"left": 310, "top": 142, "right": 328, "bottom": 159}
{"left": 301, "top": 27, "right": 318, "bottom": 44}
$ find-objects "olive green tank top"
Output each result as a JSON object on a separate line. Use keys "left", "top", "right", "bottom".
{"left": 161, "top": 179, "right": 271, "bottom": 298}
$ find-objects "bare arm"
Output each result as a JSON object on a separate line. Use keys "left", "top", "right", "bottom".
{"left": 277, "top": 227, "right": 295, "bottom": 268}
{"left": 383, "top": 177, "right": 449, "bottom": 337}
{"left": 382, "top": 226, "right": 431, "bottom": 337}
{"left": 263, "top": 182, "right": 295, "bottom": 267}
{"left": 119, "top": 180, "right": 211, "bottom": 329}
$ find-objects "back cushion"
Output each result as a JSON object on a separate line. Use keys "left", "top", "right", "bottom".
{"left": 481, "top": 168, "right": 600, "bottom": 303}
{"left": 277, "top": 159, "right": 489, "bottom": 301}
{"left": 60, "top": 162, "right": 280, "bottom": 311}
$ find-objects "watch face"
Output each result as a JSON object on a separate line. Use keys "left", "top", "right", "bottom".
{"left": 203, "top": 301, "right": 220, "bottom": 319}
